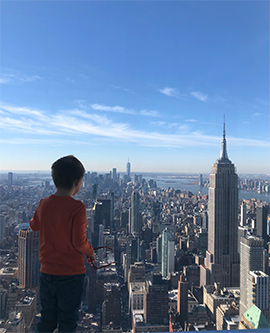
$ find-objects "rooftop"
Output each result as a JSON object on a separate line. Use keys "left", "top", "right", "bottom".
{"left": 243, "top": 305, "right": 270, "bottom": 329}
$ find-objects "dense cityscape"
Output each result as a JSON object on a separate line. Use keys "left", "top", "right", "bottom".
{"left": 0, "top": 130, "right": 269, "bottom": 332}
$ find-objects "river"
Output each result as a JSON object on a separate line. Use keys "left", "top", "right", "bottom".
{"left": 144, "top": 176, "right": 270, "bottom": 202}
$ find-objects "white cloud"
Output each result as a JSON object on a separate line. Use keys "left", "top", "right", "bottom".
{"left": 140, "top": 109, "right": 160, "bottom": 117}
{"left": 0, "top": 78, "right": 10, "bottom": 84}
{"left": 110, "top": 84, "right": 134, "bottom": 94}
{"left": 179, "top": 124, "right": 190, "bottom": 133}
{"left": 253, "top": 112, "right": 264, "bottom": 117}
{"left": 185, "top": 119, "right": 198, "bottom": 123}
{"left": 190, "top": 91, "right": 208, "bottom": 102}
{"left": 151, "top": 121, "right": 166, "bottom": 126}
{"left": 159, "top": 87, "right": 180, "bottom": 98}
{"left": 0, "top": 73, "right": 42, "bottom": 84}
{"left": 61, "top": 109, "right": 112, "bottom": 126}
{"left": 91, "top": 103, "right": 136, "bottom": 115}
{"left": 0, "top": 104, "right": 46, "bottom": 118}
{"left": 91, "top": 103, "right": 160, "bottom": 117}
{"left": 1, "top": 102, "right": 269, "bottom": 150}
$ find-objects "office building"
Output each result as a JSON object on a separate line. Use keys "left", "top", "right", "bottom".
{"left": 124, "top": 233, "right": 140, "bottom": 281}
{"left": 128, "top": 262, "right": 145, "bottom": 285}
{"left": 216, "top": 303, "right": 239, "bottom": 330}
{"left": 238, "top": 225, "right": 247, "bottom": 254}
{"left": 161, "top": 228, "right": 175, "bottom": 278}
{"left": 248, "top": 271, "right": 269, "bottom": 321}
{"left": 102, "top": 283, "right": 121, "bottom": 329}
{"left": 152, "top": 201, "right": 161, "bottom": 235}
{"left": 199, "top": 174, "right": 203, "bottom": 186}
{"left": 8, "top": 172, "right": 13, "bottom": 186}
{"left": 203, "top": 284, "right": 240, "bottom": 322}
{"left": 240, "top": 202, "right": 247, "bottom": 226}
{"left": 126, "top": 159, "right": 131, "bottom": 177}
{"left": 18, "top": 229, "right": 40, "bottom": 288}
{"left": 240, "top": 235, "right": 264, "bottom": 317}
{"left": 0, "top": 214, "right": 6, "bottom": 241}
{"left": 98, "top": 224, "right": 104, "bottom": 259}
{"left": 177, "top": 275, "right": 188, "bottom": 328}
{"left": 201, "top": 122, "right": 239, "bottom": 288}
{"left": 129, "top": 282, "right": 145, "bottom": 314}
{"left": 256, "top": 204, "right": 269, "bottom": 248}
{"left": 91, "top": 199, "right": 112, "bottom": 247}
{"left": 130, "top": 191, "right": 141, "bottom": 234}
{"left": 144, "top": 274, "right": 168, "bottom": 326}
{"left": 112, "top": 168, "right": 117, "bottom": 182}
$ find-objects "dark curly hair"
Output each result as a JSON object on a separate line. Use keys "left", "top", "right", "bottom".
{"left": 51, "top": 155, "right": 85, "bottom": 190}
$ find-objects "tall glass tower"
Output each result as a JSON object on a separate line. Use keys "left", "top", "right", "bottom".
{"left": 200, "top": 122, "right": 240, "bottom": 287}
{"left": 126, "top": 159, "right": 131, "bottom": 177}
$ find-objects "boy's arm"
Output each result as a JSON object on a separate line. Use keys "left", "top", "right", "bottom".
{"left": 72, "top": 205, "right": 94, "bottom": 257}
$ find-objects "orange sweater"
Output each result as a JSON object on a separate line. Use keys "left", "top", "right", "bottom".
{"left": 30, "top": 195, "right": 94, "bottom": 275}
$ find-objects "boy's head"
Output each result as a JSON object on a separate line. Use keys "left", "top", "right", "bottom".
{"left": 51, "top": 155, "right": 85, "bottom": 190}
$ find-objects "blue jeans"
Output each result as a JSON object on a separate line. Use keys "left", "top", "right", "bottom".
{"left": 37, "top": 272, "right": 85, "bottom": 332}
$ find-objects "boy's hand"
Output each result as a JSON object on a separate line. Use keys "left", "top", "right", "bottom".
{"left": 87, "top": 253, "right": 96, "bottom": 264}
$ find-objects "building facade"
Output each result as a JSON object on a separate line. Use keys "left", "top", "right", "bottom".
{"left": 240, "top": 235, "right": 264, "bottom": 317}
{"left": 18, "top": 229, "right": 40, "bottom": 288}
{"left": 201, "top": 123, "right": 239, "bottom": 288}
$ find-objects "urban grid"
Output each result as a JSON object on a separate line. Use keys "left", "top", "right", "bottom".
{"left": 0, "top": 127, "right": 270, "bottom": 333}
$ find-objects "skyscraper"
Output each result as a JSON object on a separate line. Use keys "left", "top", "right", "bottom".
{"left": 240, "top": 202, "right": 247, "bottom": 226}
{"left": 18, "top": 229, "right": 40, "bottom": 288}
{"left": 152, "top": 201, "right": 161, "bottom": 235}
{"left": 240, "top": 236, "right": 264, "bottom": 317}
{"left": 112, "top": 168, "right": 117, "bottom": 182}
{"left": 256, "top": 204, "right": 269, "bottom": 248}
{"left": 177, "top": 274, "right": 188, "bottom": 328}
{"left": 124, "top": 233, "right": 140, "bottom": 281}
{"left": 130, "top": 191, "right": 141, "bottom": 234}
{"left": 144, "top": 274, "right": 168, "bottom": 326}
{"left": 8, "top": 172, "right": 13, "bottom": 186}
{"left": 200, "top": 122, "right": 239, "bottom": 288}
{"left": 126, "top": 159, "right": 131, "bottom": 177}
{"left": 161, "top": 228, "right": 175, "bottom": 278}
{"left": 248, "top": 271, "right": 269, "bottom": 321}
{"left": 91, "top": 199, "right": 112, "bottom": 247}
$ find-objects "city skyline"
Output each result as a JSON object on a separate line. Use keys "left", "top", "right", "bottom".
{"left": 1, "top": 1, "right": 269, "bottom": 173}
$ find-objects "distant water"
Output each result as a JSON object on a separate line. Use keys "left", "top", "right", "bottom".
{"left": 145, "top": 176, "right": 270, "bottom": 202}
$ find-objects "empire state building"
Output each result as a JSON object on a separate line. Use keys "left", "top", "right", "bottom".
{"left": 200, "top": 123, "right": 240, "bottom": 288}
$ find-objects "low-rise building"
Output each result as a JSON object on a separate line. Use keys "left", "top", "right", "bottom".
{"left": 203, "top": 283, "right": 240, "bottom": 322}
{"left": 216, "top": 303, "right": 239, "bottom": 330}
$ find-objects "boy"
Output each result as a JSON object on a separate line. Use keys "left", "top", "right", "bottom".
{"left": 30, "top": 155, "right": 95, "bottom": 333}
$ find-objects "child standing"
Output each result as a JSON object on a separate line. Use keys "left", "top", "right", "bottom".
{"left": 30, "top": 155, "right": 95, "bottom": 332}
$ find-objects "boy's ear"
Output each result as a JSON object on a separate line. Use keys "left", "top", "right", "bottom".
{"left": 74, "top": 178, "right": 81, "bottom": 187}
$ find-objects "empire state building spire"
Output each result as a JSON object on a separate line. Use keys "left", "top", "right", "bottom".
{"left": 200, "top": 120, "right": 239, "bottom": 288}
{"left": 219, "top": 118, "right": 231, "bottom": 163}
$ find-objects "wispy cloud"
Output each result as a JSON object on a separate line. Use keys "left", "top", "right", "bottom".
{"left": 91, "top": 103, "right": 160, "bottom": 117}
{"left": 253, "top": 112, "right": 264, "bottom": 117}
{"left": 190, "top": 91, "right": 208, "bottom": 102}
{"left": 63, "top": 109, "right": 112, "bottom": 126}
{"left": 151, "top": 121, "right": 178, "bottom": 128}
{"left": 0, "top": 103, "right": 46, "bottom": 118}
{"left": 185, "top": 119, "right": 198, "bottom": 123}
{"left": 0, "top": 72, "right": 42, "bottom": 84}
{"left": 179, "top": 124, "right": 190, "bottom": 133}
{"left": 110, "top": 84, "right": 134, "bottom": 94}
{"left": 159, "top": 87, "right": 180, "bottom": 98}
{"left": 140, "top": 109, "right": 160, "bottom": 117}
{"left": 0, "top": 102, "right": 269, "bottom": 149}
{"left": 91, "top": 103, "right": 135, "bottom": 115}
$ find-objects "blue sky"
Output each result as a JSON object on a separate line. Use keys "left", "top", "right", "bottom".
{"left": 0, "top": 0, "right": 269, "bottom": 174}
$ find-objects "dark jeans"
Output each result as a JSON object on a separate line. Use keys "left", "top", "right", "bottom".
{"left": 37, "top": 272, "right": 85, "bottom": 333}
